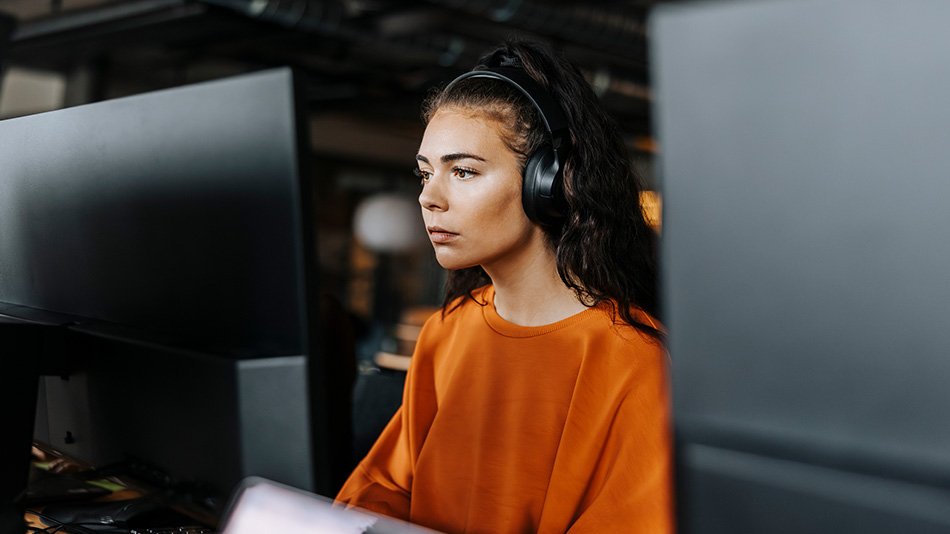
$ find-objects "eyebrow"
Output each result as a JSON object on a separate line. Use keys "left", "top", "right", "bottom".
{"left": 415, "top": 152, "right": 487, "bottom": 164}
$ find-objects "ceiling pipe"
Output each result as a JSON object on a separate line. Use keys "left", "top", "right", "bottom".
{"left": 423, "top": 0, "right": 647, "bottom": 59}
{"left": 198, "top": 0, "right": 482, "bottom": 69}
{"left": 368, "top": 1, "right": 650, "bottom": 100}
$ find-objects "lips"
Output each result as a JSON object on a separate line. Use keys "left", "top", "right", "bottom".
{"left": 427, "top": 226, "right": 459, "bottom": 244}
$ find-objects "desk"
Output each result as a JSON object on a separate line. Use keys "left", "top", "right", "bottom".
{"left": 23, "top": 444, "right": 215, "bottom": 534}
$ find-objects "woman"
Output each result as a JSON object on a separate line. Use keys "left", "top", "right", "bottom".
{"left": 337, "top": 40, "right": 672, "bottom": 533}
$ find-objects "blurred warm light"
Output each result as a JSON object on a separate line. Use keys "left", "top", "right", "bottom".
{"left": 640, "top": 191, "right": 662, "bottom": 232}
{"left": 632, "top": 136, "right": 658, "bottom": 154}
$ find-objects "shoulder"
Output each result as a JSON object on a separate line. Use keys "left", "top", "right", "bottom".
{"left": 585, "top": 304, "right": 668, "bottom": 382}
{"left": 592, "top": 302, "right": 664, "bottom": 349}
{"left": 562, "top": 306, "right": 669, "bottom": 431}
{"left": 415, "top": 285, "right": 491, "bottom": 347}
{"left": 424, "top": 285, "right": 490, "bottom": 329}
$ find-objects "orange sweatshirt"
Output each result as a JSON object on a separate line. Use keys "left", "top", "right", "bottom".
{"left": 337, "top": 285, "right": 673, "bottom": 533}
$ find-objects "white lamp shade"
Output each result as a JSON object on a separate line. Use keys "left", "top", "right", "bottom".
{"left": 353, "top": 193, "right": 426, "bottom": 253}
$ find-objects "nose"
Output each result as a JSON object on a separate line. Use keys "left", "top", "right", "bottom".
{"left": 418, "top": 175, "right": 447, "bottom": 212}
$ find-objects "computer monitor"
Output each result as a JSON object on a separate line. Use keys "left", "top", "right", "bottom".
{"left": 0, "top": 68, "right": 338, "bottom": 522}
{"left": 651, "top": 1, "right": 950, "bottom": 532}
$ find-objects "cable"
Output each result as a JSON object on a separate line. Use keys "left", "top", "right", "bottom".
{"left": 36, "top": 523, "right": 134, "bottom": 534}
{"left": 26, "top": 509, "right": 101, "bottom": 534}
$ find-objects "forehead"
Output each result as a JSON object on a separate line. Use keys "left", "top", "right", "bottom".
{"left": 418, "top": 108, "right": 510, "bottom": 159}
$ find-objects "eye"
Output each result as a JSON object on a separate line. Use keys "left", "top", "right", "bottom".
{"left": 452, "top": 167, "right": 478, "bottom": 180}
{"left": 413, "top": 167, "right": 432, "bottom": 185}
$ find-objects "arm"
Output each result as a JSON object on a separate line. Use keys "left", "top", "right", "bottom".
{"left": 568, "top": 349, "right": 675, "bottom": 533}
{"left": 335, "top": 314, "right": 440, "bottom": 520}
{"left": 335, "top": 405, "right": 414, "bottom": 519}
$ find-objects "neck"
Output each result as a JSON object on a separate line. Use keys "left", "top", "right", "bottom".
{"left": 483, "top": 240, "right": 587, "bottom": 327}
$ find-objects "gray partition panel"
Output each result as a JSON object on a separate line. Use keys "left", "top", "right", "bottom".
{"left": 651, "top": 0, "right": 950, "bottom": 532}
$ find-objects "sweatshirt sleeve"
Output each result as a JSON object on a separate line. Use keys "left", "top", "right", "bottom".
{"left": 567, "top": 347, "right": 675, "bottom": 534}
{"left": 335, "top": 405, "right": 413, "bottom": 520}
{"left": 335, "top": 313, "right": 441, "bottom": 520}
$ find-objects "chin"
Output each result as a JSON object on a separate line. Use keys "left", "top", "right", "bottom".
{"left": 433, "top": 250, "right": 478, "bottom": 271}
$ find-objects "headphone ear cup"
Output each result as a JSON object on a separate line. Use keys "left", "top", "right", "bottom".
{"left": 522, "top": 146, "right": 565, "bottom": 226}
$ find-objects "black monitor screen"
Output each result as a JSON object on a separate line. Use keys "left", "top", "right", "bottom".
{"left": 0, "top": 68, "right": 310, "bottom": 358}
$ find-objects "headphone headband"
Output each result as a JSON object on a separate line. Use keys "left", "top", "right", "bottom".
{"left": 442, "top": 65, "right": 571, "bottom": 226}
{"left": 443, "top": 67, "right": 571, "bottom": 153}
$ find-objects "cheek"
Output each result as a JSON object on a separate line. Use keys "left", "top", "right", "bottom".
{"left": 467, "top": 182, "right": 533, "bottom": 248}
{"left": 485, "top": 183, "right": 529, "bottom": 229}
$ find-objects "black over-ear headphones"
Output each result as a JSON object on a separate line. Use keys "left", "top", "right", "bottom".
{"left": 443, "top": 66, "right": 571, "bottom": 227}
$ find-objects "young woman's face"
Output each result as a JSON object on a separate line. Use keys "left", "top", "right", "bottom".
{"left": 417, "top": 107, "right": 543, "bottom": 272}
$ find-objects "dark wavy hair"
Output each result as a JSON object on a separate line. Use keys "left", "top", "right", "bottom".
{"left": 423, "top": 40, "right": 661, "bottom": 340}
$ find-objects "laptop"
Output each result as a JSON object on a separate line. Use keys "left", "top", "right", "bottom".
{"left": 220, "top": 477, "right": 442, "bottom": 534}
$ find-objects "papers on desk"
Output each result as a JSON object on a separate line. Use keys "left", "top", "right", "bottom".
{"left": 221, "top": 477, "right": 441, "bottom": 534}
